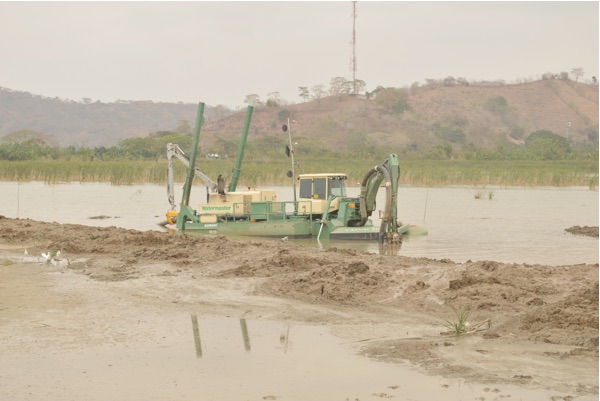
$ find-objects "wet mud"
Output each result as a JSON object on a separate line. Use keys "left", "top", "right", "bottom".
{"left": 0, "top": 217, "right": 597, "bottom": 400}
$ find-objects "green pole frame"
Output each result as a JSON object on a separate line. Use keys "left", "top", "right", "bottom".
{"left": 228, "top": 105, "right": 254, "bottom": 192}
{"left": 182, "top": 102, "right": 204, "bottom": 206}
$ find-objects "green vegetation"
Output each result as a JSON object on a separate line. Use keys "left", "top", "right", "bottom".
{"left": 0, "top": 127, "right": 597, "bottom": 188}
{"left": 0, "top": 158, "right": 596, "bottom": 188}
{"left": 442, "top": 304, "right": 472, "bottom": 336}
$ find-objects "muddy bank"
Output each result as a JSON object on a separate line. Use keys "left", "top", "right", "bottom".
{"left": 0, "top": 216, "right": 597, "bottom": 398}
{"left": 566, "top": 225, "right": 599, "bottom": 237}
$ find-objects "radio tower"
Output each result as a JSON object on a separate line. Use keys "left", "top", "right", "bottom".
{"left": 351, "top": 1, "right": 357, "bottom": 95}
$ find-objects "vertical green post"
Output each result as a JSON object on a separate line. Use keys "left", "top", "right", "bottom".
{"left": 228, "top": 105, "right": 253, "bottom": 192}
{"left": 181, "top": 102, "right": 204, "bottom": 207}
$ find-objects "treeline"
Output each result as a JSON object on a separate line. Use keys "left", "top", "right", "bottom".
{"left": 0, "top": 126, "right": 597, "bottom": 163}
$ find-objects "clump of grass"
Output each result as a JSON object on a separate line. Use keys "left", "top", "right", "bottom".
{"left": 442, "top": 304, "right": 472, "bottom": 336}
{"left": 1, "top": 259, "right": 14, "bottom": 266}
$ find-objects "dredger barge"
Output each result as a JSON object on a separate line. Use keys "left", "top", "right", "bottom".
{"left": 163, "top": 102, "right": 425, "bottom": 243}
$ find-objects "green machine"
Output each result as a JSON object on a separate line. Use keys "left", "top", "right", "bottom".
{"left": 164, "top": 102, "right": 425, "bottom": 244}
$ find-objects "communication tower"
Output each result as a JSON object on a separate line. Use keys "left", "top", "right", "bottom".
{"left": 351, "top": 1, "right": 357, "bottom": 95}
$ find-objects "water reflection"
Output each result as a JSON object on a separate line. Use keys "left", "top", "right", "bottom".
{"left": 379, "top": 243, "right": 401, "bottom": 256}
{"left": 178, "top": 315, "right": 570, "bottom": 401}
{"left": 190, "top": 314, "right": 203, "bottom": 358}
{"left": 191, "top": 314, "right": 254, "bottom": 358}
{"left": 240, "top": 318, "right": 251, "bottom": 352}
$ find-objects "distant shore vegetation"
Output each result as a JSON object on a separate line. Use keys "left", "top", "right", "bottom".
{"left": 0, "top": 128, "right": 597, "bottom": 188}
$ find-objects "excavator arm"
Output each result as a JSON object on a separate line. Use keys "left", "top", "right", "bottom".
{"left": 355, "top": 154, "right": 401, "bottom": 244}
{"left": 166, "top": 142, "right": 218, "bottom": 210}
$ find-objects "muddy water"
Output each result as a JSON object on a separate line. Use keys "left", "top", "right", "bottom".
{"left": 0, "top": 181, "right": 596, "bottom": 265}
{"left": 0, "top": 183, "right": 598, "bottom": 401}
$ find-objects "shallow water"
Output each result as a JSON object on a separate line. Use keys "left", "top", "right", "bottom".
{"left": 1, "top": 313, "right": 587, "bottom": 401}
{"left": 0, "top": 181, "right": 596, "bottom": 265}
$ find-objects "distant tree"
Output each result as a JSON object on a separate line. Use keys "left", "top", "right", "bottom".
{"left": 311, "top": 84, "right": 325, "bottom": 100}
{"left": 485, "top": 96, "right": 510, "bottom": 115}
{"left": 509, "top": 127, "right": 526, "bottom": 141}
{"left": 215, "top": 136, "right": 238, "bottom": 158}
{"left": 374, "top": 88, "right": 410, "bottom": 115}
{"left": 525, "top": 129, "right": 571, "bottom": 160}
{"left": 432, "top": 123, "right": 466, "bottom": 144}
{"left": 266, "top": 92, "right": 280, "bottom": 107}
{"left": 570, "top": 68, "right": 584, "bottom": 82}
{"left": 298, "top": 87, "right": 310, "bottom": 102}
{"left": 353, "top": 79, "right": 366, "bottom": 95}
{"left": 558, "top": 71, "right": 569, "bottom": 80}
{"left": 244, "top": 94, "right": 261, "bottom": 106}
{"left": 443, "top": 76, "right": 456, "bottom": 86}
{"left": 329, "top": 77, "right": 347, "bottom": 96}
{"left": 592, "top": 76, "right": 597, "bottom": 85}
{"left": 278, "top": 109, "right": 290, "bottom": 123}
{"left": 409, "top": 82, "right": 420, "bottom": 95}
{"left": 371, "top": 85, "right": 385, "bottom": 97}
{"left": 427, "top": 144, "right": 453, "bottom": 159}
{"left": 1, "top": 129, "right": 57, "bottom": 146}
{"left": 174, "top": 120, "right": 192, "bottom": 136}
{"left": 541, "top": 72, "right": 556, "bottom": 80}
{"left": 213, "top": 105, "right": 231, "bottom": 121}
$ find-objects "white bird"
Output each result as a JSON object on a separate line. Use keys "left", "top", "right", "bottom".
{"left": 281, "top": 236, "right": 288, "bottom": 242}
{"left": 41, "top": 252, "right": 51, "bottom": 263}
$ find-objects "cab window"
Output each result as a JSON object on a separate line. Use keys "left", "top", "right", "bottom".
{"left": 313, "top": 178, "right": 326, "bottom": 199}
{"left": 299, "top": 179, "right": 312, "bottom": 199}
{"left": 329, "top": 177, "right": 346, "bottom": 197}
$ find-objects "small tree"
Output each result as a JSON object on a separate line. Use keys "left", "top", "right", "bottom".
{"left": 311, "top": 84, "right": 325, "bottom": 100}
{"left": 244, "top": 94, "right": 261, "bottom": 106}
{"left": 571, "top": 67, "right": 584, "bottom": 82}
{"left": 375, "top": 87, "right": 411, "bottom": 115}
{"left": 525, "top": 129, "right": 571, "bottom": 160}
{"left": 1, "top": 129, "right": 57, "bottom": 146}
{"left": 298, "top": 87, "right": 310, "bottom": 102}
{"left": 329, "top": 77, "right": 347, "bottom": 96}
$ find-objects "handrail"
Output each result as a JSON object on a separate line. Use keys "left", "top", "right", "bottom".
{"left": 215, "top": 200, "right": 313, "bottom": 222}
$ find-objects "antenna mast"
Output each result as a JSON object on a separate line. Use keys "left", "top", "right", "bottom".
{"left": 351, "top": 1, "right": 357, "bottom": 95}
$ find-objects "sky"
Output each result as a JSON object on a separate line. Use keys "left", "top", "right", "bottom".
{"left": 0, "top": 1, "right": 598, "bottom": 110}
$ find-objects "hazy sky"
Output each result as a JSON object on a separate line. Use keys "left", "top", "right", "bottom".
{"left": 0, "top": 1, "right": 597, "bottom": 109}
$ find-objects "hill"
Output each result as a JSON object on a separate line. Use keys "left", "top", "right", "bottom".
{"left": 0, "top": 80, "right": 598, "bottom": 152}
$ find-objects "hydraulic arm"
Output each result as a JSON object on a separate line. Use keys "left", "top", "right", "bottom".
{"left": 166, "top": 143, "right": 218, "bottom": 210}
{"left": 354, "top": 154, "right": 401, "bottom": 244}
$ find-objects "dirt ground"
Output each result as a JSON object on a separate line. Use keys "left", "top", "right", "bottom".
{"left": 0, "top": 216, "right": 598, "bottom": 399}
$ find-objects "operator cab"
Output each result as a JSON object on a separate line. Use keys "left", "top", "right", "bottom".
{"left": 297, "top": 174, "right": 348, "bottom": 215}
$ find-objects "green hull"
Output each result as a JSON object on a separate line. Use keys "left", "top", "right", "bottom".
{"left": 180, "top": 218, "right": 313, "bottom": 239}
{"left": 175, "top": 215, "right": 416, "bottom": 241}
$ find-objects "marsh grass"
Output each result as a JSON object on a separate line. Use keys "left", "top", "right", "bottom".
{"left": 0, "top": 158, "right": 597, "bottom": 187}
{"left": 442, "top": 304, "right": 472, "bottom": 336}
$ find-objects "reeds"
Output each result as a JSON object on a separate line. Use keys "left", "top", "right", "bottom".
{"left": 0, "top": 158, "right": 597, "bottom": 188}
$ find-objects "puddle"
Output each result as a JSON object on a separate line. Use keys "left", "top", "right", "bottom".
{"left": 0, "top": 314, "right": 591, "bottom": 401}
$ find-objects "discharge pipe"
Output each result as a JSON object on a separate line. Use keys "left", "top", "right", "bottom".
{"left": 228, "top": 105, "right": 254, "bottom": 192}
{"left": 181, "top": 102, "right": 204, "bottom": 207}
